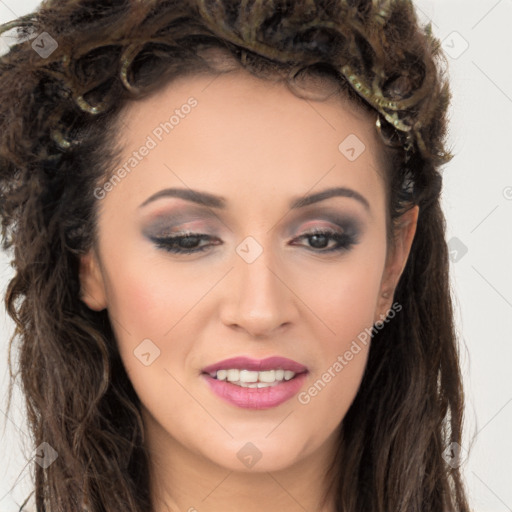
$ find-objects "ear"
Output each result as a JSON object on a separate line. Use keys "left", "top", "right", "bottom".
{"left": 79, "top": 248, "right": 107, "bottom": 311}
{"left": 375, "top": 205, "right": 419, "bottom": 323}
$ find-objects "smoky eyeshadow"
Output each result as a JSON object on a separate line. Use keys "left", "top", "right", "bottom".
{"left": 287, "top": 208, "right": 364, "bottom": 238}
{"left": 141, "top": 210, "right": 215, "bottom": 237}
{"left": 141, "top": 206, "right": 365, "bottom": 241}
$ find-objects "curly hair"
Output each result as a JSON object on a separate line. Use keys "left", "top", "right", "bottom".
{"left": 0, "top": 0, "right": 471, "bottom": 511}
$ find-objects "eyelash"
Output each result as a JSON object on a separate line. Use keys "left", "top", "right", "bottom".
{"left": 151, "top": 228, "right": 357, "bottom": 255}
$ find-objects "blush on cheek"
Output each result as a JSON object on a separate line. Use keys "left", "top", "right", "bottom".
{"left": 307, "top": 275, "right": 379, "bottom": 329}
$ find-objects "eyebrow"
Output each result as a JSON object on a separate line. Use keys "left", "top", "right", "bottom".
{"left": 139, "top": 186, "right": 370, "bottom": 212}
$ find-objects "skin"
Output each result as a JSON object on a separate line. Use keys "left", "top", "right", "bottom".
{"left": 79, "top": 69, "right": 418, "bottom": 512}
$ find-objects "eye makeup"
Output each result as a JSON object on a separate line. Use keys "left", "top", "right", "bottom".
{"left": 141, "top": 207, "right": 363, "bottom": 257}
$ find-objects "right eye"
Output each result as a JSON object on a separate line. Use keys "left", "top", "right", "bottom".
{"left": 151, "top": 232, "right": 222, "bottom": 254}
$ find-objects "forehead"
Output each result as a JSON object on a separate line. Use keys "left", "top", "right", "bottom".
{"left": 119, "top": 68, "right": 377, "bottom": 135}
{"left": 107, "top": 69, "right": 386, "bottom": 213}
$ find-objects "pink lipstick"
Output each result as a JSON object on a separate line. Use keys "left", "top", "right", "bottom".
{"left": 201, "top": 356, "right": 308, "bottom": 410}
{"left": 202, "top": 356, "right": 307, "bottom": 374}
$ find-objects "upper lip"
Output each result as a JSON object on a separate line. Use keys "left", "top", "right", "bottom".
{"left": 202, "top": 356, "right": 308, "bottom": 374}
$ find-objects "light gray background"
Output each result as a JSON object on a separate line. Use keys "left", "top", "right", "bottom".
{"left": 1, "top": 1, "right": 511, "bottom": 511}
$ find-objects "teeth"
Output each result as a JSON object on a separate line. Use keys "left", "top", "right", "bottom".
{"left": 239, "top": 382, "right": 279, "bottom": 388}
{"left": 216, "top": 369, "right": 228, "bottom": 380}
{"left": 227, "top": 369, "right": 239, "bottom": 381}
{"left": 212, "top": 368, "right": 298, "bottom": 386}
{"left": 258, "top": 370, "right": 276, "bottom": 383}
{"left": 239, "top": 370, "right": 259, "bottom": 383}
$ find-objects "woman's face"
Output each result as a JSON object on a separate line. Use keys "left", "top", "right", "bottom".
{"left": 80, "top": 70, "right": 418, "bottom": 477}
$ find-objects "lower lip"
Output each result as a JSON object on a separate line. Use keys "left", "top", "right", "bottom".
{"left": 202, "top": 372, "right": 308, "bottom": 410}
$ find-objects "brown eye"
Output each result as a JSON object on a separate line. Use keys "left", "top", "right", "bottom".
{"left": 150, "top": 232, "right": 221, "bottom": 254}
{"left": 291, "top": 228, "right": 357, "bottom": 253}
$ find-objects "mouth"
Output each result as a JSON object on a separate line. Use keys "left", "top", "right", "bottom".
{"left": 203, "top": 368, "right": 307, "bottom": 388}
{"left": 201, "top": 355, "right": 308, "bottom": 387}
{"left": 200, "top": 356, "right": 309, "bottom": 409}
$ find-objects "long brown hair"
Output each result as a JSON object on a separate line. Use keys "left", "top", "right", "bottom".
{"left": 0, "top": 1, "right": 471, "bottom": 510}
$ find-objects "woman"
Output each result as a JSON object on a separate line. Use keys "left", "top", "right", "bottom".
{"left": 0, "top": 0, "right": 471, "bottom": 511}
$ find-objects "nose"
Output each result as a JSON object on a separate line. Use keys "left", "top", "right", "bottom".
{"left": 219, "top": 241, "right": 298, "bottom": 338}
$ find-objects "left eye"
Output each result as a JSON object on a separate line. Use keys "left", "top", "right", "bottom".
{"left": 151, "top": 228, "right": 356, "bottom": 255}
{"left": 290, "top": 228, "right": 355, "bottom": 252}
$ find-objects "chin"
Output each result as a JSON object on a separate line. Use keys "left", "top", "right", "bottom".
{"left": 199, "top": 433, "right": 311, "bottom": 473}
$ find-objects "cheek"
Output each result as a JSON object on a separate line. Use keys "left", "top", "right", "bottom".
{"left": 294, "top": 239, "right": 385, "bottom": 407}
{"left": 297, "top": 241, "right": 387, "bottom": 342}
{"left": 103, "top": 248, "right": 210, "bottom": 337}
{"left": 294, "top": 262, "right": 380, "bottom": 428}
{"left": 100, "top": 245, "right": 228, "bottom": 387}
{"left": 297, "top": 340, "right": 370, "bottom": 442}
